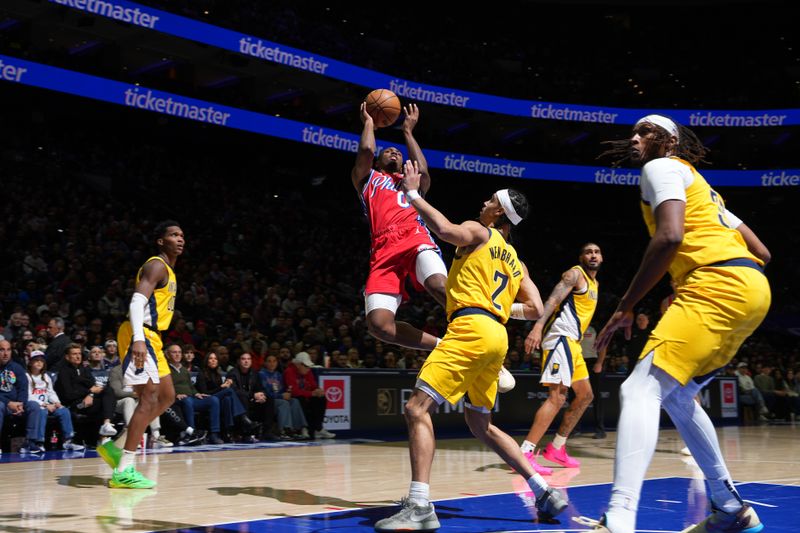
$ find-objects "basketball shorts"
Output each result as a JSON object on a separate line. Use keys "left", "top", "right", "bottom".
{"left": 642, "top": 264, "right": 770, "bottom": 385}
{"left": 118, "top": 321, "right": 170, "bottom": 386}
{"left": 366, "top": 223, "right": 442, "bottom": 296}
{"left": 417, "top": 312, "right": 508, "bottom": 410}
{"left": 540, "top": 335, "right": 588, "bottom": 388}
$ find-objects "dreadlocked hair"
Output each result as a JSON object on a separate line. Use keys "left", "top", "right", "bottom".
{"left": 598, "top": 123, "right": 710, "bottom": 168}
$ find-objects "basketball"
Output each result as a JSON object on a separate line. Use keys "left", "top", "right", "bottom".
{"left": 365, "top": 89, "right": 402, "bottom": 128}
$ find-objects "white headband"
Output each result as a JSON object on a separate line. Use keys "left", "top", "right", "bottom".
{"left": 635, "top": 114, "right": 679, "bottom": 140}
{"left": 496, "top": 189, "right": 522, "bottom": 226}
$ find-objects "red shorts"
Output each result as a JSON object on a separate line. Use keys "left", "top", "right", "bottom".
{"left": 366, "top": 224, "right": 441, "bottom": 296}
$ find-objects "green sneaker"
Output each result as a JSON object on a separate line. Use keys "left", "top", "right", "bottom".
{"left": 108, "top": 466, "right": 156, "bottom": 489}
{"left": 97, "top": 441, "right": 122, "bottom": 470}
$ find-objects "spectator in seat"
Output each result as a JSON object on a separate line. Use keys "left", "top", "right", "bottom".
{"left": 284, "top": 352, "right": 335, "bottom": 439}
{"left": 195, "top": 351, "right": 258, "bottom": 439}
{"left": 55, "top": 344, "right": 117, "bottom": 440}
{"left": 260, "top": 354, "right": 309, "bottom": 439}
{"left": 181, "top": 344, "right": 200, "bottom": 372}
{"left": 228, "top": 353, "right": 274, "bottom": 441}
{"left": 0, "top": 339, "right": 44, "bottom": 453}
{"left": 103, "top": 340, "right": 120, "bottom": 368}
{"left": 44, "top": 317, "right": 71, "bottom": 371}
{"left": 735, "top": 362, "right": 769, "bottom": 420}
{"left": 167, "top": 344, "right": 224, "bottom": 444}
{"left": 26, "top": 351, "right": 84, "bottom": 450}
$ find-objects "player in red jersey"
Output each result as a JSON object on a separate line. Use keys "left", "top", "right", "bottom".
{"left": 353, "top": 102, "right": 447, "bottom": 351}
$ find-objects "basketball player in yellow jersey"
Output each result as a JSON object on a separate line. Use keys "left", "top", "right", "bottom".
{"left": 578, "top": 116, "right": 771, "bottom": 533}
{"left": 375, "top": 160, "right": 567, "bottom": 533}
{"left": 98, "top": 221, "right": 183, "bottom": 489}
{"left": 519, "top": 243, "right": 603, "bottom": 474}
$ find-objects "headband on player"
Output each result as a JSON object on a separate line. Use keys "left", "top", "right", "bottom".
{"left": 496, "top": 189, "right": 522, "bottom": 226}
{"left": 635, "top": 114, "right": 680, "bottom": 140}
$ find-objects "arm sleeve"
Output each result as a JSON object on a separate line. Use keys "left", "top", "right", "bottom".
{"left": 640, "top": 159, "right": 693, "bottom": 209}
{"left": 724, "top": 208, "right": 743, "bottom": 229}
{"left": 129, "top": 292, "right": 149, "bottom": 342}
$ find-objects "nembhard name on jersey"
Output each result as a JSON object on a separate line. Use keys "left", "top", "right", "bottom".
{"left": 489, "top": 246, "right": 522, "bottom": 277}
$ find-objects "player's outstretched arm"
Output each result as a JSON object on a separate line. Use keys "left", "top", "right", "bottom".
{"left": 402, "top": 104, "right": 431, "bottom": 194}
{"left": 515, "top": 263, "right": 544, "bottom": 321}
{"left": 352, "top": 102, "right": 376, "bottom": 191}
{"left": 400, "top": 160, "right": 488, "bottom": 248}
{"left": 524, "top": 267, "right": 582, "bottom": 354}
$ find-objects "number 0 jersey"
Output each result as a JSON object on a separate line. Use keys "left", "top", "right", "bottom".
{"left": 360, "top": 168, "right": 430, "bottom": 236}
{"left": 136, "top": 256, "right": 176, "bottom": 332}
{"left": 445, "top": 227, "right": 523, "bottom": 324}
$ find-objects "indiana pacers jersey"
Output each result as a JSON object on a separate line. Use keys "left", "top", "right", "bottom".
{"left": 640, "top": 157, "right": 761, "bottom": 284}
{"left": 136, "top": 256, "right": 177, "bottom": 332}
{"left": 544, "top": 265, "right": 598, "bottom": 341}
{"left": 445, "top": 227, "right": 523, "bottom": 324}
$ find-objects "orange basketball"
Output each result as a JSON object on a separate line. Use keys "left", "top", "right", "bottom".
{"left": 365, "top": 89, "right": 402, "bottom": 128}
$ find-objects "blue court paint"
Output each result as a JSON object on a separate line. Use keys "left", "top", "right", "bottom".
{"left": 162, "top": 478, "right": 800, "bottom": 532}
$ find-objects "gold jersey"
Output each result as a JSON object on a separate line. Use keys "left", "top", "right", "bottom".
{"left": 445, "top": 227, "right": 523, "bottom": 324}
{"left": 640, "top": 157, "right": 761, "bottom": 284}
{"left": 136, "top": 256, "right": 177, "bottom": 332}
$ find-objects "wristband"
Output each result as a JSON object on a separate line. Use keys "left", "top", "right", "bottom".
{"left": 510, "top": 302, "right": 526, "bottom": 320}
{"left": 406, "top": 189, "right": 421, "bottom": 201}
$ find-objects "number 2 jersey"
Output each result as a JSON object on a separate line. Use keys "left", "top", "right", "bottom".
{"left": 639, "top": 157, "right": 762, "bottom": 284}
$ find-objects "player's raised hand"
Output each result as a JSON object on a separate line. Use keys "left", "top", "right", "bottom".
{"left": 402, "top": 103, "right": 419, "bottom": 133}
{"left": 359, "top": 101, "right": 374, "bottom": 127}
{"left": 595, "top": 309, "right": 633, "bottom": 352}
{"left": 401, "top": 160, "right": 421, "bottom": 192}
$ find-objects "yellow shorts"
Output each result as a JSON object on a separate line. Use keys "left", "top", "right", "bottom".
{"left": 643, "top": 265, "right": 770, "bottom": 385}
{"left": 418, "top": 313, "right": 508, "bottom": 410}
{"left": 117, "top": 321, "right": 170, "bottom": 385}
{"left": 540, "top": 336, "right": 588, "bottom": 387}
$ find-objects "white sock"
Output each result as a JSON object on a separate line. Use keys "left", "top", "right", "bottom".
{"left": 408, "top": 481, "right": 430, "bottom": 506}
{"left": 118, "top": 450, "right": 136, "bottom": 472}
{"left": 151, "top": 429, "right": 160, "bottom": 439}
{"left": 185, "top": 426, "right": 194, "bottom": 435}
{"left": 552, "top": 433, "right": 567, "bottom": 450}
{"left": 520, "top": 440, "right": 536, "bottom": 454}
{"left": 606, "top": 491, "right": 637, "bottom": 533}
{"left": 526, "top": 473, "right": 548, "bottom": 499}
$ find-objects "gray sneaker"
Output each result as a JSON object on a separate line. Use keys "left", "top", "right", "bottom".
{"left": 536, "top": 487, "right": 568, "bottom": 518}
{"left": 374, "top": 498, "right": 440, "bottom": 532}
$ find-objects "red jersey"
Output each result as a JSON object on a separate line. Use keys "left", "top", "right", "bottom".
{"left": 360, "top": 168, "right": 426, "bottom": 236}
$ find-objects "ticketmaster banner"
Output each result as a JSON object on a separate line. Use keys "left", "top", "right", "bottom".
{"left": 1, "top": 54, "right": 797, "bottom": 187}
{"left": 49, "top": 0, "right": 800, "bottom": 126}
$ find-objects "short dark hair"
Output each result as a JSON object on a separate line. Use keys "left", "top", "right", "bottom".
{"left": 154, "top": 220, "right": 181, "bottom": 241}
{"left": 580, "top": 242, "right": 600, "bottom": 254}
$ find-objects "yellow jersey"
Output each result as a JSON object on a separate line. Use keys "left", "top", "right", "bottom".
{"left": 640, "top": 157, "right": 760, "bottom": 284}
{"left": 136, "top": 256, "right": 177, "bottom": 332}
{"left": 445, "top": 227, "right": 523, "bottom": 324}
{"left": 544, "top": 265, "right": 598, "bottom": 340}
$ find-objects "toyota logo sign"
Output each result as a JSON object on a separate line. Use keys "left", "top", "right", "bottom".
{"left": 326, "top": 385, "right": 343, "bottom": 404}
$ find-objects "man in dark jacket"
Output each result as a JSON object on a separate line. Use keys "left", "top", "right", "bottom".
{"left": 229, "top": 352, "right": 274, "bottom": 440}
{"left": 55, "top": 343, "right": 117, "bottom": 439}
{"left": 0, "top": 339, "right": 43, "bottom": 453}
{"left": 44, "top": 317, "right": 71, "bottom": 371}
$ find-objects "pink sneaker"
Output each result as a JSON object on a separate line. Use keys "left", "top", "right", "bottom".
{"left": 543, "top": 442, "right": 581, "bottom": 468}
{"left": 523, "top": 451, "right": 553, "bottom": 476}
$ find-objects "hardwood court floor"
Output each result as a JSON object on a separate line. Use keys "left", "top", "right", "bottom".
{"left": 1, "top": 425, "right": 798, "bottom": 532}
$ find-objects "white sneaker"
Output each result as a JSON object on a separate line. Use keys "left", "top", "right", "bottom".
{"left": 99, "top": 422, "right": 118, "bottom": 437}
{"left": 316, "top": 429, "right": 336, "bottom": 439}
{"left": 374, "top": 498, "right": 440, "bottom": 532}
{"left": 63, "top": 439, "right": 85, "bottom": 451}
{"left": 300, "top": 427, "right": 310, "bottom": 439}
{"left": 153, "top": 435, "right": 174, "bottom": 448}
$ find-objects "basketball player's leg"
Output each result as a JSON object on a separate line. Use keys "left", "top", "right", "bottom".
{"left": 555, "top": 378, "right": 593, "bottom": 439}
{"left": 524, "top": 384, "right": 567, "bottom": 446}
{"left": 416, "top": 249, "right": 447, "bottom": 307}
{"left": 602, "top": 351, "right": 679, "bottom": 533}
{"left": 365, "top": 294, "right": 440, "bottom": 350}
{"left": 123, "top": 379, "right": 160, "bottom": 453}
